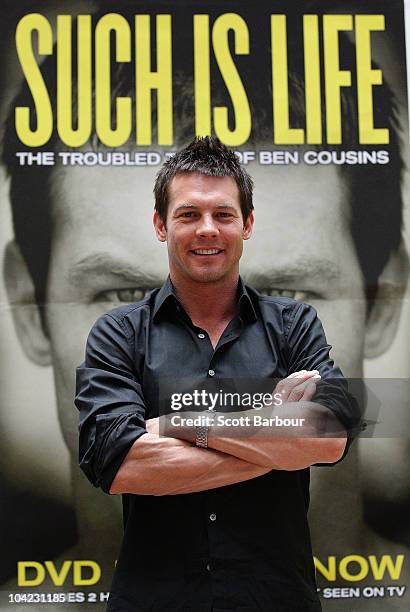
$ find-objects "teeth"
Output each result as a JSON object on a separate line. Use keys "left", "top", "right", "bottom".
{"left": 194, "top": 249, "right": 221, "bottom": 255}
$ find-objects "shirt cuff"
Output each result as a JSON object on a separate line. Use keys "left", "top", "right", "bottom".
{"left": 99, "top": 428, "right": 148, "bottom": 494}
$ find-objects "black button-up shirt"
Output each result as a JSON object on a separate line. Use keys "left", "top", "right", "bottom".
{"left": 75, "top": 277, "right": 361, "bottom": 612}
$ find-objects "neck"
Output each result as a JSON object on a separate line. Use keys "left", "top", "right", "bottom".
{"left": 170, "top": 271, "right": 239, "bottom": 325}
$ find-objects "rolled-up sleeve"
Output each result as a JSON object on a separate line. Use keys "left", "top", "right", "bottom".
{"left": 286, "top": 302, "right": 365, "bottom": 463}
{"left": 75, "top": 313, "right": 147, "bottom": 493}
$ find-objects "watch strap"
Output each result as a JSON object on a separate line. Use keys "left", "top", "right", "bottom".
{"left": 195, "top": 425, "right": 209, "bottom": 448}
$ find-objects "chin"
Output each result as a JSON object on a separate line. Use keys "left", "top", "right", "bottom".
{"left": 188, "top": 268, "right": 228, "bottom": 283}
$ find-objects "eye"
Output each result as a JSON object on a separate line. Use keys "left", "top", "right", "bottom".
{"left": 96, "top": 288, "right": 151, "bottom": 303}
{"left": 260, "top": 288, "right": 301, "bottom": 300}
{"left": 216, "top": 212, "right": 233, "bottom": 218}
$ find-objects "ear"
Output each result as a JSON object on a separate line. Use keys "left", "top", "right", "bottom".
{"left": 3, "top": 240, "right": 52, "bottom": 366}
{"left": 153, "top": 210, "right": 167, "bottom": 242}
{"left": 364, "top": 241, "right": 409, "bottom": 358}
{"left": 243, "top": 210, "right": 254, "bottom": 240}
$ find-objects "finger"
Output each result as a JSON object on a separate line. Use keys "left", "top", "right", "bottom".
{"left": 300, "top": 380, "right": 318, "bottom": 401}
{"left": 145, "top": 418, "right": 159, "bottom": 434}
{"left": 276, "top": 371, "right": 320, "bottom": 400}
{"left": 287, "top": 370, "right": 320, "bottom": 379}
{"left": 287, "top": 385, "right": 306, "bottom": 402}
{"left": 288, "top": 380, "right": 317, "bottom": 402}
{"left": 287, "top": 377, "right": 321, "bottom": 402}
{"left": 287, "top": 370, "right": 307, "bottom": 379}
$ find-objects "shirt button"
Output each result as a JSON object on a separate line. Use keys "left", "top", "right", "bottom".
{"left": 208, "top": 369, "right": 215, "bottom": 377}
{"left": 206, "top": 563, "right": 211, "bottom": 571}
{"left": 209, "top": 513, "right": 217, "bottom": 522}
{"left": 198, "top": 333, "right": 205, "bottom": 339}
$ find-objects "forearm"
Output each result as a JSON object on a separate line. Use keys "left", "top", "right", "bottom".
{"left": 109, "top": 433, "right": 271, "bottom": 495}
{"left": 165, "top": 403, "right": 347, "bottom": 470}
{"left": 213, "top": 403, "right": 347, "bottom": 469}
{"left": 209, "top": 423, "right": 347, "bottom": 470}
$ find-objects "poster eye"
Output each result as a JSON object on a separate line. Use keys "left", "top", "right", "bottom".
{"left": 260, "top": 288, "right": 299, "bottom": 299}
{"left": 97, "top": 288, "right": 150, "bottom": 303}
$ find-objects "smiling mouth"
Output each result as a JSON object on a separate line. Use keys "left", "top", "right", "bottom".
{"left": 191, "top": 249, "right": 224, "bottom": 256}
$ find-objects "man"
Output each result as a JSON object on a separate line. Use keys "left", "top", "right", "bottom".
{"left": 75, "top": 135, "right": 361, "bottom": 611}
{"left": 1, "top": 3, "right": 409, "bottom": 607}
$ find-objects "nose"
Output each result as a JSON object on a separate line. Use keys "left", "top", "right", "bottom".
{"left": 196, "top": 213, "right": 219, "bottom": 238}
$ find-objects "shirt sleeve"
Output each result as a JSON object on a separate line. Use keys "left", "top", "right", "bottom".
{"left": 75, "top": 313, "right": 147, "bottom": 493}
{"left": 286, "top": 302, "right": 365, "bottom": 465}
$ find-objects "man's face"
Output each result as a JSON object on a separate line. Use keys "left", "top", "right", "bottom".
{"left": 43, "top": 161, "right": 366, "bottom": 460}
{"left": 154, "top": 172, "right": 253, "bottom": 286}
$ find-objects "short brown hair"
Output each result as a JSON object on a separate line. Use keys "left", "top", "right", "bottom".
{"left": 153, "top": 136, "right": 254, "bottom": 222}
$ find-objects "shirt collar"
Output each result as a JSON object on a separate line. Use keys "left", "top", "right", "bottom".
{"left": 152, "top": 276, "right": 178, "bottom": 320}
{"left": 153, "top": 276, "right": 257, "bottom": 323}
{"left": 237, "top": 277, "right": 258, "bottom": 323}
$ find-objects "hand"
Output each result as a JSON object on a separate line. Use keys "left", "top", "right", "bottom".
{"left": 145, "top": 417, "right": 160, "bottom": 435}
{"left": 275, "top": 370, "right": 321, "bottom": 403}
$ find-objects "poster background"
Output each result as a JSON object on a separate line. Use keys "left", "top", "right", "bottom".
{"left": 0, "top": 0, "right": 409, "bottom": 609}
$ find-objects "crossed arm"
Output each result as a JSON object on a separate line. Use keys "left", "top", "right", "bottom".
{"left": 109, "top": 371, "right": 347, "bottom": 496}
{"left": 109, "top": 433, "right": 272, "bottom": 495}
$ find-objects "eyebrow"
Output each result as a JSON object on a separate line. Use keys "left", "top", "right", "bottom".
{"left": 244, "top": 259, "right": 341, "bottom": 286}
{"left": 173, "top": 203, "right": 238, "bottom": 213}
{"left": 69, "top": 253, "right": 163, "bottom": 287}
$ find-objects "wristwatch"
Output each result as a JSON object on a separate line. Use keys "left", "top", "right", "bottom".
{"left": 195, "top": 425, "right": 209, "bottom": 448}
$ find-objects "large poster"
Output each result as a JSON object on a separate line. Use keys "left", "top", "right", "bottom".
{"left": 0, "top": 0, "right": 408, "bottom": 609}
